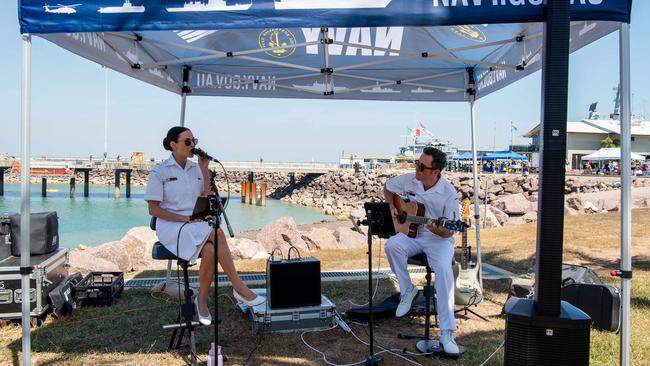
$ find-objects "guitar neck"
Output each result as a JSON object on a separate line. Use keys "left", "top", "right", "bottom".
{"left": 402, "top": 215, "right": 467, "bottom": 233}
{"left": 403, "top": 214, "right": 429, "bottom": 226}
{"left": 461, "top": 229, "right": 468, "bottom": 270}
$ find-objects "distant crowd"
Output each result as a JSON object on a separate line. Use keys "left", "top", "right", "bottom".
{"left": 448, "top": 160, "right": 530, "bottom": 174}
{"left": 582, "top": 160, "right": 650, "bottom": 176}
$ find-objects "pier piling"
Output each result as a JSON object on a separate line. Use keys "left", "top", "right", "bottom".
{"left": 0, "top": 167, "right": 7, "bottom": 196}
{"left": 41, "top": 177, "right": 47, "bottom": 197}
{"left": 259, "top": 182, "right": 267, "bottom": 206}
{"left": 250, "top": 182, "right": 257, "bottom": 205}
{"left": 125, "top": 170, "right": 132, "bottom": 198}
{"left": 241, "top": 181, "right": 247, "bottom": 203}
{"left": 69, "top": 177, "right": 76, "bottom": 198}
{"left": 74, "top": 168, "right": 92, "bottom": 197}
{"left": 114, "top": 170, "right": 121, "bottom": 199}
{"left": 241, "top": 180, "right": 250, "bottom": 203}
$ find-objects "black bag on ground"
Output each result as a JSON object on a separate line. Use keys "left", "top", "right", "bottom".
{"left": 49, "top": 272, "right": 83, "bottom": 317}
{"left": 9, "top": 211, "right": 59, "bottom": 256}
{"left": 345, "top": 293, "right": 401, "bottom": 322}
{"left": 561, "top": 283, "right": 621, "bottom": 332}
{"left": 561, "top": 263, "right": 602, "bottom": 287}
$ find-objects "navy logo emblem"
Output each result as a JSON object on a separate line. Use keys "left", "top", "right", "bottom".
{"left": 258, "top": 29, "right": 297, "bottom": 58}
{"left": 450, "top": 25, "right": 487, "bottom": 42}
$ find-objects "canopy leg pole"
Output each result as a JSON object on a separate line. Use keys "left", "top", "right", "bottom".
{"left": 179, "top": 66, "right": 191, "bottom": 127}
{"left": 179, "top": 94, "right": 187, "bottom": 127}
{"left": 469, "top": 98, "right": 483, "bottom": 289}
{"left": 20, "top": 33, "right": 32, "bottom": 366}
{"left": 618, "top": 22, "right": 632, "bottom": 366}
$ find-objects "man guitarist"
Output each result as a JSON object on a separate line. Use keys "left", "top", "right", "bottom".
{"left": 383, "top": 147, "right": 460, "bottom": 356}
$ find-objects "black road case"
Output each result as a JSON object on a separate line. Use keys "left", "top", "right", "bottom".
{"left": 0, "top": 248, "right": 69, "bottom": 320}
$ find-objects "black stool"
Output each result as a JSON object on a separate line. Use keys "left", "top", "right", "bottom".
{"left": 150, "top": 218, "right": 201, "bottom": 365}
{"left": 398, "top": 253, "right": 438, "bottom": 343}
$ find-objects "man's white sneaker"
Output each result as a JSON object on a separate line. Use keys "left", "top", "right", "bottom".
{"left": 395, "top": 286, "right": 418, "bottom": 317}
{"left": 440, "top": 330, "right": 460, "bottom": 356}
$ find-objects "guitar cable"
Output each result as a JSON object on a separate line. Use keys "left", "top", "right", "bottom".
{"left": 300, "top": 313, "right": 425, "bottom": 366}
{"left": 347, "top": 238, "right": 384, "bottom": 307}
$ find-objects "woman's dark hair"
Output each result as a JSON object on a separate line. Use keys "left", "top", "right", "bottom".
{"left": 162, "top": 126, "right": 189, "bottom": 151}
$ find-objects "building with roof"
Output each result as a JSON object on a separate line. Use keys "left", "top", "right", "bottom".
{"left": 520, "top": 118, "right": 650, "bottom": 169}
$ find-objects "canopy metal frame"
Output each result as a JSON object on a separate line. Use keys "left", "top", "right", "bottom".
{"left": 105, "top": 28, "right": 528, "bottom": 96}
{"left": 18, "top": 10, "right": 633, "bottom": 366}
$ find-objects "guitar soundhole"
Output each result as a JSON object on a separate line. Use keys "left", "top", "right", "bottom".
{"left": 407, "top": 202, "right": 426, "bottom": 238}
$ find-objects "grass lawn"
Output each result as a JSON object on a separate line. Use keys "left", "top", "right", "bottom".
{"left": 1, "top": 209, "right": 648, "bottom": 365}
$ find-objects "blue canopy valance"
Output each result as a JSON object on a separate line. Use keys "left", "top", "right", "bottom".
{"left": 17, "top": 1, "right": 631, "bottom": 102}
{"left": 19, "top": 1, "right": 631, "bottom": 34}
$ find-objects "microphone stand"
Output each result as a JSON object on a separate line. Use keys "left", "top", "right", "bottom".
{"left": 208, "top": 169, "right": 234, "bottom": 364}
{"left": 358, "top": 210, "right": 380, "bottom": 366}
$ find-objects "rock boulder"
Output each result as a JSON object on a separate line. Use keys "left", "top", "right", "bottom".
{"left": 333, "top": 226, "right": 366, "bottom": 249}
{"left": 229, "top": 238, "right": 270, "bottom": 260}
{"left": 492, "top": 193, "right": 531, "bottom": 215}
{"left": 256, "top": 216, "right": 310, "bottom": 254}
{"left": 302, "top": 227, "right": 339, "bottom": 250}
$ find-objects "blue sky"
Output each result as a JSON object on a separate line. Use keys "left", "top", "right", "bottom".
{"left": 1, "top": 2, "right": 648, "bottom": 162}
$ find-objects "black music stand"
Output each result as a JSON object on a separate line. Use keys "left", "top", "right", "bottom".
{"left": 358, "top": 202, "right": 396, "bottom": 366}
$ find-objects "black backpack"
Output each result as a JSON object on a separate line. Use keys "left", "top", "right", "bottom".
{"left": 49, "top": 272, "right": 83, "bottom": 317}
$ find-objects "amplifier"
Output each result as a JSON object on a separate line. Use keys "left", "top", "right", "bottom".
{"left": 267, "top": 256, "right": 321, "bottom": 309}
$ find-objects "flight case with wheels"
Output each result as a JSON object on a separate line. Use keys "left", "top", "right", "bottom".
{"left": 0, "top": 248, "right": 69, "bottom": 320}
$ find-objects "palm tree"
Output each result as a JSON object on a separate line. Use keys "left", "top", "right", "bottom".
{"left": 600, "top": 135, "right": 620, "bottom": 148}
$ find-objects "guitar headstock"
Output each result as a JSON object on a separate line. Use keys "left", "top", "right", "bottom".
{"left": 461, "top": 199, "right": 471, "bottom": 222}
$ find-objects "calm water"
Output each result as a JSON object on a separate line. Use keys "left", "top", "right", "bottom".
{"left": 0, "top": 183, "right": 332, "bottom": 249}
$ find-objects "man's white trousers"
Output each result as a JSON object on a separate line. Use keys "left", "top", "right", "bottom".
{"left": 385, "top": 232, "right": 457, "bottom": 331}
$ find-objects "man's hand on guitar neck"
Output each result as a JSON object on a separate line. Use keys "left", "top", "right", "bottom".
{"left": 425, "top": 220, "right": 454, "bottom": 238}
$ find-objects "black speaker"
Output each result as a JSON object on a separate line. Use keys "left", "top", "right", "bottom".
{"left": 267, "top": 256, "right": 321, "bottom": 309}
{"left": 504, "top": 298, "right": 591, "bottom": 366}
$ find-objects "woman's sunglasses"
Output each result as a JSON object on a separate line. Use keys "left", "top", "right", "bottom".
{"left": 182, "top": 138, "right": 198, "bottom": 147}
{"left": 415, "top": 160, "right": 437, "bottom": 172}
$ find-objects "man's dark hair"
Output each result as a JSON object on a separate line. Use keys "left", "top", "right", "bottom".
{"left": 422, "top": 146, "right": 446, "bottom": 170}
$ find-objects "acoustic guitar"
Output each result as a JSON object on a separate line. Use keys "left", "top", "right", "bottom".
{"left": 453, "top": 199, "right": 484, "bottom": 306}
{"left": 391, "top": 194, "right": 468, "bottom": 238}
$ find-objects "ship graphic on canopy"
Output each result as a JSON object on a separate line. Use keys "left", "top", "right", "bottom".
{"left": 98, "top": 0, "right": 145, "bottom": 13}
{"left": 167, "top": 0, "right": 253, "bottom": 12}
{"left": 274, "top": 0, "right": 392, "bottom": 10}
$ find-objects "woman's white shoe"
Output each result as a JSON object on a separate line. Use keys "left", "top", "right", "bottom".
{"left": 195, "top": 300, "right": 212, "bottom": 326}
{"left": 233, "top": 290, "right": 266, "bottom": 307}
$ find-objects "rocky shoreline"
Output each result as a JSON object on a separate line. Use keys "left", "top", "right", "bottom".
{"left": 273, "top": 170, "right": 650, "bottom": 220}
{"left": 68, "top": 217, "right": 366, "bottom": 275}
{"left": 8, "top": 169, "right": 649, "bottom": 220}
{"left": 7, "top": 168, "right": 649, "bottom": 274}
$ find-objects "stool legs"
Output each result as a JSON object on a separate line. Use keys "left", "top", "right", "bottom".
{"left": 167, "top": 262, "right": 198, "bottom": 365}
{"left": 397, "top": 269, "right": 438, "bottom": 340}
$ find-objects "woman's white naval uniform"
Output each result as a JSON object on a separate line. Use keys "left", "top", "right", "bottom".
{"left": 384, "top": 172, "right": 459, "bottom": 331}
{"left": 144, "top": 155, "right": 212, "bottom": 264}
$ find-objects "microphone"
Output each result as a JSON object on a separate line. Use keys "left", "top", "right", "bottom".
{"left": 191, "top": 148, "right": 219, "bottom": 163}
